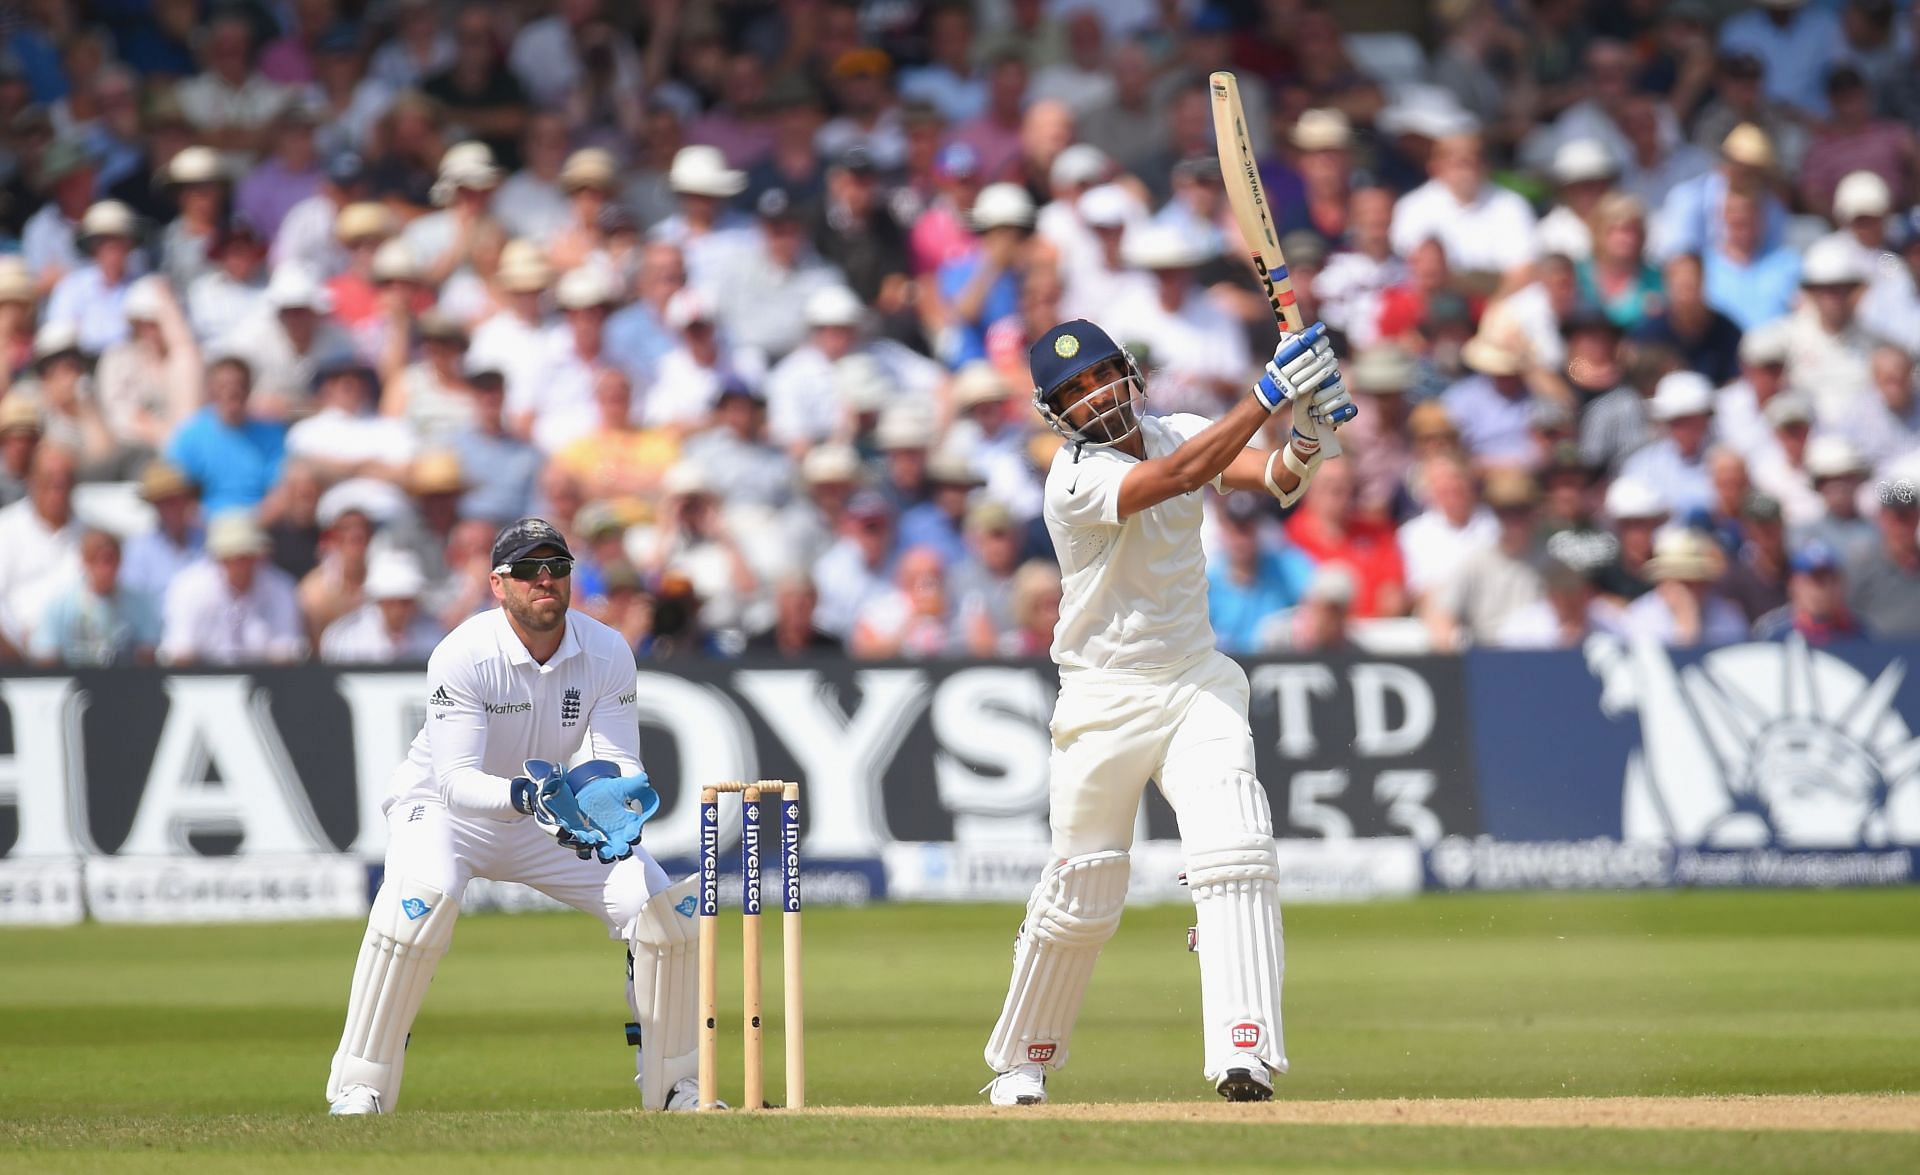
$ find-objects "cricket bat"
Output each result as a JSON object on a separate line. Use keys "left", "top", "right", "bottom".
{"left": 1209, "top": 71, "right": 1304, "bottom": 336}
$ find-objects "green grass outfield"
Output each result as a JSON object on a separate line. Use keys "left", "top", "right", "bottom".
{"left": 2, "top": 890, "right": 1917, "bottom": 1172}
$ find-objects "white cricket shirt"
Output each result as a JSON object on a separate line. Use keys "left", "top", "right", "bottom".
{"left": 1043, "top": 412, "right": 1223, "bottom": 673}
{"left": 388, "top": 607, "right": 643, "bottom": 820}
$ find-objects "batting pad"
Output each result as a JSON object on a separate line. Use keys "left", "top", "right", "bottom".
{"left": 1187, "top": 830, "right": 1288, "bottom": 1081}
{"left": 984, "top": 850, "right": 1131, "bottom": 1073}
{"left": 327, "top": 877, "right": 459, "bottom": 1109}
{"left": 626, "top": 873, "right": 700, "bottom": 1109}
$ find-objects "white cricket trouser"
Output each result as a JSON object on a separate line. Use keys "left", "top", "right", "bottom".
{"left": 1047, "top": 650, "right": 1259, "bottom": 857}
{"left": 984, "top": 648, "right": 1289, "bottom": 1082}
{"left": 381, "top": 798, "right": 671, "bottom": 931}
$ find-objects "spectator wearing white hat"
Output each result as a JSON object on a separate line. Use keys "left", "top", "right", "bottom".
{"left": 492, "top": 113, "right": 573, "bottom": 244}
{"left": 0, "top": 444, "right": 84, "bottom": 660}
{"left": 705, "top": 186, "right": 848, "bottom": 362}
{"left": 19, "top": 325, "right": 123, "bottom": 478}
{"left": 1834, "top": 172, "right": 1920, "bottom": 355}
{"left": 403, "top": 142, "right": 505, "bottom": 287}
{"left": 646, "top": 287, "right": 765, "bottom": 437}
{"left": 156, "top": 147, "right": 236, "bottom": 292}
{"left": 92, "top": 277, "right": 202, "bottom": 457}
{"left": 1280, "top": 109, "right": 1357, "bottom": 243}
{"left": 762, "top": 285, "right": 873, "bottom": 452}
{"left": 43, "top": 200, "right": 143, "bottom": 355}
{"left": 1033, "top": 143, "right": 1114, "bottom": 297}
{"left": 1713, "top": 320, "right": 1792, "bottom": 462}
{"left": 633, "top": 460, "right": 764, "bottom": 640}
{"left": 896, "top": 447, "right": 984, "bottom": 571}
{"left": 223, "top": 265, "right": 355, "bottom": 418}
{"left": 1623, "top": 527, "right": 1748, "bottom": 647}
{"left": 522, "top": 265, "right": 627, "bottom": 451}
{"left": 1747, "top": 392, "right": 1827, "bottom": 528}
{"left": 29, "top": 526, "right": 161, "bottom": 666}
{"left": 1102, "top": 223, "right": 1245, "bottom": 415}
{"left": 1783, "top": 236, "right": 1876, "bottom": 425}
{"left": 1792, "top": 435, "right": 1878, "bottom": 561}
{"left": 941, "top": 360, "right": 1041, "bottom": 522}
{"left": 1390, "top": 133, "right": 1538, "bottom": 290}
{"left": 811, "top": 488, "right": 899, "bottom": 640}
{"left": 1619, "top": 371, "right": 1720, "bottom": 518}
{"left": 936, "top": 182, "right": 1034, "bottom": 366}
{"left": 159, "top": 510, "right": 305, "bottom": 665}
{"left": 869, "top": 402, "right": 938, "bottom": 515}
{"left": 465, "top": 239, "right": 555, "bottom": 410}
{"left": 1057, "top": 183, "right": 1149, "bottom": 325}
{"left": 1599, "top": 477, "right": 1670, "bottom": 601}
{"left": 648, "top": 146, "right": 756, "bottom": 292}
{"left": 1424, "top": 469, "right": 1550, "bottom": 650}
{"left": 319, "top": 549, "right": 444, "bottom": 663}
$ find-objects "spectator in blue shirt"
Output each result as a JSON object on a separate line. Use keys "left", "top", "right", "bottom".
{"left": 1208, "top": 494, "right": 1316, "bottom": 654}
{"left": 448, "top": 367, "right": 540, "bottom": 524}
{"left": 30, "top": 528, "right": 161, "bottom": 666}
{"left": 935, "top": 182, "right": 1032, "bottom": 365}
{"left": 896, "top": 449, "right": 979, "bottom": 569}
{"left": 1702, "top": 187, "right": 1800, "bottom": 330}
{"left": 164, "top": 355, "right": 288, "bottom": 514}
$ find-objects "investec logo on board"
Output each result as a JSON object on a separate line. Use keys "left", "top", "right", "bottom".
{"left": 1587, "top": 634, "right": 1920, "bottom": 849}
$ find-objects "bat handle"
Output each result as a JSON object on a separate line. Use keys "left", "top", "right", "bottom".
{"left": 1271, "top": 321, "right": 1326, "bottom": 368}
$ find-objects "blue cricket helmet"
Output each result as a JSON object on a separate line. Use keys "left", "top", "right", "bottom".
{"left": 1029, "top": 320, "right": 1145, "bottom": 448}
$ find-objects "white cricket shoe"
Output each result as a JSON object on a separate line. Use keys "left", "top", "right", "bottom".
{"left": 328, "top": 1085, "right": 383, "bottom": 1116}
{"left": 983, "top": 1063, "right": 1047, "bottom": 1106}
{"left": 1214, "top": 1054, "right": 1274, "bottom": 1102}
{"left": 661, "top": 1077, "right": 726, "bottom": 1112}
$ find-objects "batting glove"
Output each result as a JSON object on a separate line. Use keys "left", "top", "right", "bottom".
{"left": 510, "top": 759, "right": 607, "bottom": 860}
{"left": 1252, "top": 322, "right": 1337, "bottom": 413}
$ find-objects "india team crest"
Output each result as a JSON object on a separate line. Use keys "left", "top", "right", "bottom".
{"left": 1054, "top": 333, "right": 1080, "bottom": 358}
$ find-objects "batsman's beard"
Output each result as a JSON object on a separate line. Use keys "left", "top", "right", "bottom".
{"left": 1060, "top": 372, "right": 1145, "bottom": 448}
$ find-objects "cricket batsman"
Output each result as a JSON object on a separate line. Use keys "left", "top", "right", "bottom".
{"left": 326, "top": 519, "right": 702, "bottom": 1114}
{"left": 982, "top": 318, "right": 1353, "bottom": 1104}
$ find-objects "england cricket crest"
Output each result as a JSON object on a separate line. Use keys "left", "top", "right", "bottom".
{"left": 1584, "top": 634, "right": 1920, "bottom": 848}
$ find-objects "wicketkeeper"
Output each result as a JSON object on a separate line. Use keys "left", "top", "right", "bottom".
{"left": 982, "top": 318, "right": 1353, "bottom": 1104}
{"left": 326, "top": 519, "right": 702, "bottom": 1114}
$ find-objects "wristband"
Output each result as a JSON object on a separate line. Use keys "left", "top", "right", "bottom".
{"left": 1282, "top": 440, "right": 1322, "bottom": 480}
{"left": 1252, "top": 371, "right": 1286, "bottom": 413}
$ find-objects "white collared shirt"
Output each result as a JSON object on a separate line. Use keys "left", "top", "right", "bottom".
{"left": 1391, "top": 180, "right": 1539, "bottom": 275}
{"left": 388, "top": 608, "right": 643, "bottom": 820}
{"left": 0, "top": 500, "right": 83, "bottom": 649}
{"left": 1044, "top": 413, "right": 1222, "bottom": 672}
{"left": 158, "top": 558, "right": 306, "bottom": 665}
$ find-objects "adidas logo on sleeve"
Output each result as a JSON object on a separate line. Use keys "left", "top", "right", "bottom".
{"left": 429, "top": 686, "right": 456, "bottom": 707}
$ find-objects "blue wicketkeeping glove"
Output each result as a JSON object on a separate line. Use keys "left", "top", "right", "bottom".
{"left": 512, "top": 758, "right": 607, "bottom": 860}
{"left": 567, "top": 760, "right": 661, "bottom": 864}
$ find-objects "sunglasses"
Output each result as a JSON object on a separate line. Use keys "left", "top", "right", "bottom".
{"left": 495, "top": 557, "right": 574, "bottom": 581}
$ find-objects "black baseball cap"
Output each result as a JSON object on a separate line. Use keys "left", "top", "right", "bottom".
{"left": 491, "top": 518, "right": 572, "bottom": 566}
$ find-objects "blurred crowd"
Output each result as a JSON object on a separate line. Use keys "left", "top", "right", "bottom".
{"left": 0, "top": 0, "right": 1917, "bottom": 669}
